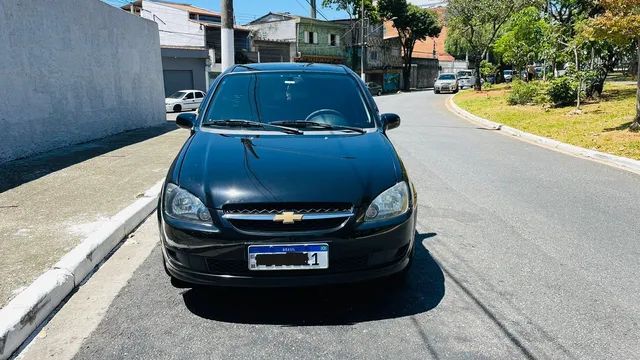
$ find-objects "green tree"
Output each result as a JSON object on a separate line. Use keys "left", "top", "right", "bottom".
{"left": 321, "top": 0, "right": 378, "bottom": 21}
{"left": 494, "top": 7, "right": 551, "bottom": 79}
{"left": 378, "top": 0, "right": 442, "bottom": 91}
{"left": 586, "top": 0, "right": 640, "bottom": 130}
{"left": 446, "top": 0, "right": 531, "bottom": 90}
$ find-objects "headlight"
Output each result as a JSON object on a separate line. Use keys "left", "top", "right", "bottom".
{"left": 364, "top": 182, "right": 409, "bottom": 222}
{"left": 163, "top": 183, "right": 214, "bottom": 226}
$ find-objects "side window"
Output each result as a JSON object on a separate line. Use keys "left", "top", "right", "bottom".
{"left": 195, "top": 92, "right": 204, "bottom": 98}
{"left": 185, "top": 92, "right": 194, "bottom": 99}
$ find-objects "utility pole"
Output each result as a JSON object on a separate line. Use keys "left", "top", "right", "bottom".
{"left": 310, "top": 0, "right": 317, "bottom": 19}
{"left": 360, "top": 1, "right": 365, "bottom": 81}
{"left": 221, "top": 0, "right": 235, "bottom": 71}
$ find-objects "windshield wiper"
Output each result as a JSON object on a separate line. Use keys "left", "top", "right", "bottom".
{"left": 202, "top": 120, "right": 303, "bottom": 134}
{"left": 270, "top": 120, "right": 366, "bottom": 134}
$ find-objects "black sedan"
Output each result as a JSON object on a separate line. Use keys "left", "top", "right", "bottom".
{"left": 159, "top": 63, "right": 417, "bottom": 287}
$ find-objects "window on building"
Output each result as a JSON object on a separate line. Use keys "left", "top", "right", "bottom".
{"left": 391, "top": 47, "right": 400, "bottom": 57}
{"left": 305, "top": 31, "right": 318, "bottom": 44}
{"left": 329, "top": 34, "right": 339, "bottom": 46}
{"left": 370, "top": 50, "right": 378, "bottom": 60}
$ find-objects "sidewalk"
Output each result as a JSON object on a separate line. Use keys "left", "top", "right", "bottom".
{"left": 0, "top": 121, "right": 188, "bottom": 307}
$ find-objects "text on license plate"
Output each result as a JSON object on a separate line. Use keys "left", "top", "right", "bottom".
{"left": 248, "top": 244, "right": 329, "bottom": 271}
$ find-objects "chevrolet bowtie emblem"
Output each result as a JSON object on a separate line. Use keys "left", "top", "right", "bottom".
{"left": 273, "top": 211, "right": 303, "bottom": 224}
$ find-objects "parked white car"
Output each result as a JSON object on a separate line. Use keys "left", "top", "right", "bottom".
{"left": 165, "top": 90, "right": 206, "bottom": 113}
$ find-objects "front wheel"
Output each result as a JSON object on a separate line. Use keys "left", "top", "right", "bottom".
{"left": 434, "top": 89, "right": 440, "bottom": 94}
{"left": 173, "top": 104, "right": 182, "bottom": 113}
{"left": 377, "top": 90, "right": 382, "bottom": 96}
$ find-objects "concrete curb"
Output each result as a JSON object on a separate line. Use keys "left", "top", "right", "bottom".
{"left": 447, "top": 95, "right": 640, "bottom": 176}
{"left": 0, "top": 180, "right": 164, "bottom": 360}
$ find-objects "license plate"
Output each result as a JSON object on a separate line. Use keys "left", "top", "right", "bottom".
{"left": 248, "top": 244, "right": 329, "bottom": 271}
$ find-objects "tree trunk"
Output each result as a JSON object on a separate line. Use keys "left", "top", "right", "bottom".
{"left": 574, "top": 46, "right": 581, "bottom": 110}
{"left": 474, "top": 58, "right": 482, "bottom": 91}
{"left": 631, "top": 40, "right": 640, "bottom": 131}
{"left": 402, "top": 65, "right": 411, "bottom": 92}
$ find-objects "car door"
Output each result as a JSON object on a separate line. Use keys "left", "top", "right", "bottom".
{"left": 183, "top": 91, "right": 196, "bottom": 110}
{"left": 194, "top": 91, "right": 204, "bottom": 108}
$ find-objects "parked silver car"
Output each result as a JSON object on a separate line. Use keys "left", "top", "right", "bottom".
{"left": 434, "top": 73, "right": 459, "bottom": 94}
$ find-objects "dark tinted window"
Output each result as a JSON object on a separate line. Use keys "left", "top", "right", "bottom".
{"left": 195, "top": 92, "right": 204, "bottom": 98}
{"left": 203, "top": 72, "right": 372, "bottom": 128}
{"left": 439, "top": 74, "right": 456, "bottom": 80}
{"left": 185, "top": 92, "right": 194, "bottom": 99}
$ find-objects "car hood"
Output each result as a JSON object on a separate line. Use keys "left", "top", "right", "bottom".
{"left": 165, "top": 98, "right": 180, "bottom": 103}
{"left": 175, "top": 131, "right": 402, "bottom": 209}
{"left": 436, "top": 80, "right": 456, "bottom": 85}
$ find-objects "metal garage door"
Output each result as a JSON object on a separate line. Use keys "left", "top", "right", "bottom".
{"left": 163, "top": 70, "right": 193, "bottom": 96}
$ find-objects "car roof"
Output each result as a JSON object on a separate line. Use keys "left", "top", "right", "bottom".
{"left": 176, "top": 90, "right": 202, "bottom": 92}
{"left": 230, "top": 62, "right": 349, "bottom": 74}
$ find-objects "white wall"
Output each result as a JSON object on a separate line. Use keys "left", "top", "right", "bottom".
{"left": 246, "top": 19, "right": 297, "bottom": 42}
{"left": 0, "top": 0, "right": 165, "bottom": 164}
{"left": 141, "top": 1, "right": 205, "bottom": 47}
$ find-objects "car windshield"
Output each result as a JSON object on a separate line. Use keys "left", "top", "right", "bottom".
{"left": 202, "top": 72, "right": 373, "bottom": 129}
{"left": 504, "top": 70, "right": 513, "bottom": 75}
{"left": 167, "top": 91, "right": 187, "bottom": 99}
{"left": 439, "top": 74, "right": 456, "bottom": 80}
{"left": 457, "top": 71, "right": 472, "bottom": 77}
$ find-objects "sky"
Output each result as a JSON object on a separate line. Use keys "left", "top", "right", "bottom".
{"left": 104, "top": 0, "right": 443, "bottom": 25}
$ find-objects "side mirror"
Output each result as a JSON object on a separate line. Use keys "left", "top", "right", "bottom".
{"left": 380, "top": 113, "right": 400, "bottom": 131}
{"left": 176, "top": 112, "right": 196, "bottom": 130}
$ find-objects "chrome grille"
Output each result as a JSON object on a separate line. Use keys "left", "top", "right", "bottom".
{"left": 222, "top": 203, "right": 353, "bottom": 215}
{"left": 221, "top": 203, "right": 353, "bottom": 233}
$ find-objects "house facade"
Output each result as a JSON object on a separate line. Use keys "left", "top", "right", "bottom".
{"left": 333, "top": 19, "right": 404, "bottom": 91}
{"left": 124, "top": 0, "right": 254, "bottom": 95}
{"left": 247, "top": 13, "right": 348, "bottom": 65}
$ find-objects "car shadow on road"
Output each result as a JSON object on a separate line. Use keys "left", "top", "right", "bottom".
{"left": 182, "top": 232, "right": 444, "bottom": 325}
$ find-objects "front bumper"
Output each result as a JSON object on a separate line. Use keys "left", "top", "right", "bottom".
{"left": 165, "top": 103, "right": 175, "bottom": 112}
{"left": 435, "top": 84, "right": 458, "bottom": 92}
{"left": 159, "top": 210, "right": 416, "bottom": 287}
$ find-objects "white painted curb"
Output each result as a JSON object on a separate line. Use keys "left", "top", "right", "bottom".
{"left": 447, "top": 96, "right": 640, "bottom": 176}
{"left": 0, "top": 180, "right": 164, "bottom": 360}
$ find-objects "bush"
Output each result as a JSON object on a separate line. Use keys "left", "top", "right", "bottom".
{"left": 507, "top": 80, "right": 539, "bottom": 105}
{"left": 547, "top": 77, "right": 577, "bottom": 106}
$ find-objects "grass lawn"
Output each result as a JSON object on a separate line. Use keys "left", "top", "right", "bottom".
{"left": 453, "top": 82, "right": 640, "bottom": 160}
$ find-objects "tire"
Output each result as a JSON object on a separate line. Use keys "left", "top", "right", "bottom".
{"left": 434, "top": 89, "right": 440, "bottom": 94}
{"left": 453, "top": 89, "right": 459, "bottom": 94}
{"left": 377, "top": 90, "right": 382, "bottom": 96}
{"left": 173, "top": 104, "right": 182, "bottom": 113}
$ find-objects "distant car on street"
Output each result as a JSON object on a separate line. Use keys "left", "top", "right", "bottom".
{"left": 457, "top": 76, "right": 473, "bottom": 89}
{"left": 503, "top": 70, "right": 514, "bottom": 82}
{"left": 366, "top": 82, "right": 383, "bottom": 96}
{"left": 434, "top": 73, "right": 459, "bottom": 94}
{"left": 165, "top": 90, "right": 206, "bottom": 113}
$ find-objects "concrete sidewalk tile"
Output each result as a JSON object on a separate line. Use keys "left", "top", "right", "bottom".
{"left": 0, "top": 123, "right": 188, "bottom": 308}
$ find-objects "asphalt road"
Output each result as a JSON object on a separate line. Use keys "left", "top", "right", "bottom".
{"left": 19, "top": 91, "right": 640, "bottom": 359}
